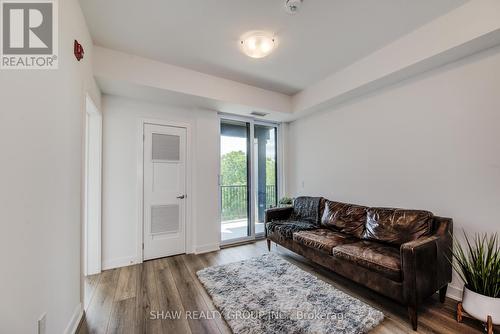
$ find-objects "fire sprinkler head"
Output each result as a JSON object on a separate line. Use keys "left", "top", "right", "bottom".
{"left": 285, "top": 0, "right": 303, "bottom": 15}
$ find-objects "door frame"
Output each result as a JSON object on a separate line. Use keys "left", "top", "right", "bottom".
{"left": 83, "top": 94, "right": 102, "bottom": 276}
{"left": 218, "top": 113, "right": 281, "bottom": 246}
{"left": 137, "top": 118, "right": 192, "bottom": 263}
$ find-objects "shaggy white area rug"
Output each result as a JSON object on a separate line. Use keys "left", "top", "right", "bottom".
{"left": 197, "top": 253, "right": 384, "bottom": 334}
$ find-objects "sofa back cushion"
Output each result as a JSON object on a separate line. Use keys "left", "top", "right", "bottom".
{"left": 363, "top": 207, "right": 433, "bottom": 246}
{"left": 320, "top": 200, "right": 367, "bottom": 238}
{"left": 292, "top": 196, "right": 323, "bottom": 225}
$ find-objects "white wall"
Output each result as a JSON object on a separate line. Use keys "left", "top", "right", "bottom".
{"left": 101, "top": 95, "right": 220, "bottom": 269}
{"left": 287, "top": 45, "right": 500, "bottom": 298}
{"left": 0, "top": 0, "right": 100, "bottom": 333}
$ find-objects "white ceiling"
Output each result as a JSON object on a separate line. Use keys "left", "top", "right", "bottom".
{"left": 80, "top": 0, "right": 467, "bottom": 95}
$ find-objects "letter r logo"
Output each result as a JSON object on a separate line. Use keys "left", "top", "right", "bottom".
{"left": 2, "top": 2, "right": 53, "bottom": 54}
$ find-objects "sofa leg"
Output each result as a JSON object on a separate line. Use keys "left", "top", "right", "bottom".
{"left": 439, "top": 285, "right": 447, "bottom": 303}
{"left": 457, "top": 302, "right": 463, "bottom": 323}
{"left": 408, "top": 306, "right": 418, "bottom": 331}
{"left": 266, "top": 239, "right": 271, "bottom": 251}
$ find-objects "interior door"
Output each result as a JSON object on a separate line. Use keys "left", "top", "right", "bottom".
{"left": 143, "top": 123, "right": 187, "bottom": 260}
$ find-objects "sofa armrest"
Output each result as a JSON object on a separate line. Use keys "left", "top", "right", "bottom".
{"left": 401, "top": 235, "right": 447, "bottom": 305}
{"left": 265, "top": 206, "right": 293, "bottom": 223}
{"left": 265, "top": 206, "right": 293, "bottom": 239}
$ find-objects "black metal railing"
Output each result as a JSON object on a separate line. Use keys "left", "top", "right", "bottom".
{"left": 221, "top": 185, "right": 276, "bottom": 221}
{"left": 264, "top": 185, "right": 277, "bottom": 212}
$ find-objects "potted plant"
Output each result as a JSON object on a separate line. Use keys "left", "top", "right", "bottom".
{"left": 278, "top": 197, "right": 293, "bottom": 207}
{"left": 451, "top": 232, "right": 500, "bottom": 332}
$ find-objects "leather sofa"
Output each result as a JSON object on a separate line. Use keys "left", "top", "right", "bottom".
{"left": 265, "top": 196, "right": 453, "bottom": 331}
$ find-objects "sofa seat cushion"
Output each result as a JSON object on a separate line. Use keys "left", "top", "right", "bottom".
{"left": 321, "top": 200, "right": 367, "bottom": 238}
{"left": 332, "top": 241, "right": 402, "bottom": 282}
{"left": 293, "top": 229, "right": 357, "bottom": 254}
{"left": 266, "top": 220, "right": 317, "bottom": 239}
{"left": 363, "top": 207, "right": 433, "bottom": 246}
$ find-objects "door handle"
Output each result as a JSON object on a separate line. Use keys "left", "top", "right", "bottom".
{"left": 176, "top": 195, "right": 186, "bottom": 199}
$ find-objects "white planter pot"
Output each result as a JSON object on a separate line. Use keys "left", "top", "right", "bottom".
{"left": 462, "top": 286, "right": 500, "bottom": 325}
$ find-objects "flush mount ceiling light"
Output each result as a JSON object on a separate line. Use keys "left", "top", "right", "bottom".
{"left": 240, "top": 31, "right": 276, "bottom": 59}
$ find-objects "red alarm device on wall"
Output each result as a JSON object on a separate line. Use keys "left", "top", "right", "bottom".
{"left": 74, "top": 40, "right": 84, "bottom": 61}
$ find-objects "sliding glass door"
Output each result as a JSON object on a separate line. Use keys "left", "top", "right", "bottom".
{"left": 220, "top": 120, "right": 251, "bottom": 242}
{"left": 254, "top": 124, "right": 277, "bottom": 236}
{"left": 220, "top": 118, "right": 279, "bottom": 244}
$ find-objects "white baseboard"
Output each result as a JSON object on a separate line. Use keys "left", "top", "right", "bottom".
{"left": 103, "top": 246, "right": 219, "bottom": 269}
{"left": 102, "top": 256, "right": 138, "bottom": 270}
{"left": 194, "top": 243, "right": 220, "bottom": 254}
{"left": 64, "top": 303, "right": 83, "bottom": 334}
{"left": 446, "top": 284, "right": 463, "bottom": 301}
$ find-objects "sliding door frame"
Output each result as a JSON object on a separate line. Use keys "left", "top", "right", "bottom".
{"left": 218, "top": 113, "right": 281, "bottom": 246}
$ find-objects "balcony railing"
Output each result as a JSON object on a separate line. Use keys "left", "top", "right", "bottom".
{"left": 220, "top": 185, "right": 276, "bottom": 222}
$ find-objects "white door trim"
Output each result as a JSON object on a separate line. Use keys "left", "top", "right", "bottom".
{"left": 137, "top": 118, "right": 192, "bottom": 263}
{"left": 83, "top": 94, "right": 102, "bottom": 276}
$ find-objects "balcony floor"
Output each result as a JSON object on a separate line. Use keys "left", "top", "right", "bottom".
{"left": 221, "top": 219, "right": 265, "bottom": 242}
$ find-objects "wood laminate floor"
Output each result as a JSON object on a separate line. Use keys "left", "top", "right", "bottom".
{"left": 78, "top": 240, "right": 495, "bottom": 334}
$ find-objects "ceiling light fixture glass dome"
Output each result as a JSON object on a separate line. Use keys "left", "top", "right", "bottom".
{"left": 240, "top": 31, "right": 276, "bottom": 59}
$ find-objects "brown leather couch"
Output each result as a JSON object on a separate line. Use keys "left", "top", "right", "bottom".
{"left": 265, "top": 197, "right": 453, "bottom": 331}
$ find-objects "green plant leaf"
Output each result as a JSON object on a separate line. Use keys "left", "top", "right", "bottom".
{"left": 448, "top": 231, "right": 500, "bottom": 298}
